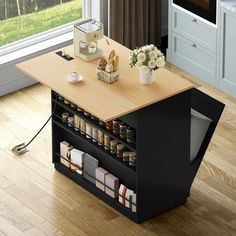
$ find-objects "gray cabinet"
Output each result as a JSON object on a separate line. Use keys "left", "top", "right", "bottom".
{"left": 167, "top": 2, "right": 217, "bottom": 87}
{"left": 218, "top": 7, "right": 236, "bottom": 98}
{"left": 168, "top": 1, "right": 236, "bottom": 99}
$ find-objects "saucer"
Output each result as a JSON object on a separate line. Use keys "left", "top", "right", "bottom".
{"left": 66, "top": 73, "right": 84, "bottom": 83}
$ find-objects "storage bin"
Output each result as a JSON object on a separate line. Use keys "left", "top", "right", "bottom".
{"left": 96, "top": 69, "right": 120, "bottom": 84}
{"left": 190, "top": 109, "right": 212, "bottom": 162}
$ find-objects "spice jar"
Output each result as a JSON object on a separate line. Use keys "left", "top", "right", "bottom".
{"left": 119, "top": 122, "right": 126, "bottom": 139}
{"left": 92, "top": 127, "right": 98, "bottom": 143}
{"left": 99, "top": 120, "right": 106, "bottom": 127}
{"left": 68, "top": 116, "right": 74, "bottom": 127}
{"left": 62, "top": 112, "right": 69, "bottom": 123}
{"left": 122, "top": 151, "right": 130, "bottom": 162}
{"left": 64, "top": 99, "right": 70, "bottom": 105}
{"left": 80, "top": 118, "right": 86, "bottom": 135}
{"left": 84, "top": 111, "right": 91, "bottom": 117}
{"left": 98, "top": 130, "right": 104, "bottom": 146}
{"left": 129, "top": 152, "right": 136, "bottom": 166}
{"left": 112, "top": 119, "right": 119, "bottom": 135}
{"left": 77, "top": 107, "right": 84, "bottom": 113}
{"left": 58, "top": 95, "right": 64, "bottom": 101}
{"left": 104, "top": 134, "right": 111, "bottom": 150}
{"left": 86, "top": 123, "right": 92, "bottom": 139}
{"left": 126, "top": 127, "right": 136, "bottom": 144}
{"left": 116, "top": 144, "right": 126, "bottom": 158}
{"left": 91, "top": 115, "right": 98, "bottom": 121}
{"left": 70, "top": 103, "right": 77, "bottom": 109}
{"left": 106, "top": 120, "right": 113, "bottom": 131}
{"left": 74, "top": 115, "right": 80, "bottom": 131}
{"left": 110, "top": 140, "right": 118, "bottom": 154}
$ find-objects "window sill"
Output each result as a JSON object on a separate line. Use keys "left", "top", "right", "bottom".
{"left": 0, "top": 31, "right": 73, "bottom": 67}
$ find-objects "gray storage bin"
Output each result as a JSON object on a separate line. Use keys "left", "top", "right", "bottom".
{"left": 190, "top": 109, "right": 212, "bottom": 162}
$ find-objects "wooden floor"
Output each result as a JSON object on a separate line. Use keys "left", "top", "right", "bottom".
{"left": 0, "top": 63, "right": 236, "bottom": 236}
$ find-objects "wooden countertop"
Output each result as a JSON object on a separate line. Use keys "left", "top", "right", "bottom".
{"left": 16, "top": 37, "right": 193, "bottom": 122}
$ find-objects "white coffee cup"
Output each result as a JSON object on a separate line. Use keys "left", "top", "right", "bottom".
{"left": 80, "top": 41, "right": 87, "bottom": 48}
{"left": 67, "top": 72, "right": 79, "bottom": 82}
{"left": 88, "top": 45, "right": 97, "bottom": 54}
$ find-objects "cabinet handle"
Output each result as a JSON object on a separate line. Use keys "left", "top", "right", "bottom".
{"left": 192, "top": 18, "right": 197, "bottom": 23}
{"left": 192, "top": 44, "right": 197, "bottom": 48}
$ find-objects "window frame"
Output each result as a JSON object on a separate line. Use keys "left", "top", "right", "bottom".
{"left": 0, "top": 0, "right": 91, "bottom": 57}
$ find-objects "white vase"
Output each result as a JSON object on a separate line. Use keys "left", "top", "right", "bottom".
{"left": 139, "top": 70, "right": 154, "bottom": 85}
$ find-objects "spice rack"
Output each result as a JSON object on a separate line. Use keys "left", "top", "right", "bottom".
{"left": 52, "top": 118, "right": 136, "bottom": 175}
{"left": 51, "top": 89, "right": 224, "bottom": 223}
{"left": 52, "top": 92, "right": 137, "bottom": 171}
{"left": 52, "top": 92, "right": 138, "bottom": 220}
{"left": 52, "top": 94, "right": 136, "bottom": 152}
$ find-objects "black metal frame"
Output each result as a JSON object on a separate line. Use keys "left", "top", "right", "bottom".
{"left": 51, "top": 88, "right": 224, "bottom": 223}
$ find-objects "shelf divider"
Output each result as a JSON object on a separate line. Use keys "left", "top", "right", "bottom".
{"left": 52, "top": 98, "right": 136, "bottom": 151}
{"left": 52, "top": 119, "right": 136, "bottom": 176}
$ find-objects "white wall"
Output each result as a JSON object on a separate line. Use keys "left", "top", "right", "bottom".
{"left": 91, "top": 0, "right": 108, "bottom": 35}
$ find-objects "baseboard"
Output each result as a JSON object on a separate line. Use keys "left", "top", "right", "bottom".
{"left": 0, "top": 77, "right": 37, "bottom": 97}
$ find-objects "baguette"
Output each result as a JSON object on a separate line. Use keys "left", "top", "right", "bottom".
{"left": 113, "top": 55, "right": 119, "bottom": 71}
{"left": 108, "top": 50, "right": 116, "bottom": 61}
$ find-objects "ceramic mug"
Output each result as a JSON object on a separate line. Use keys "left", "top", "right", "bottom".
{"left": 88, "top": 45, "right": 97, "bottom": 54}
{"left": 80, "top": 41, "right": 87, "bottom": 48}
{"left": 68, "top": 72, "right": 79, "bottom": 82}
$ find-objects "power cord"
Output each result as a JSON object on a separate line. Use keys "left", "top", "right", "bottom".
{"left": 12, "top": 102, "right": 57, "bottom": 155}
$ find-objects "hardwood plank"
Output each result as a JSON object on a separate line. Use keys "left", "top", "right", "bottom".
{"left": 193, "top": 179, "right": 236, "bottom": 214}
{"left": 24, "top": 227, "right": 46, "bottom": 236}
{"left": 0, "top": 206, "right": 32, "bottom": 232}
{"left": 5, "top": 185, "right": 85, "bottom": 236}
{"left": 0, "top": 175, "right": 13, "bottom": 189}
{"left": 0, "top": 216, "right": 25, "bottom": 236}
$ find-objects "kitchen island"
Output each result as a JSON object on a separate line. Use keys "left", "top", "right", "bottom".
{"left": 16, "top": 38, "right": 224, "bottom": 223}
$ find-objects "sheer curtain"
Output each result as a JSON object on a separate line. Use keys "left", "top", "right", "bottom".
{"left": 109, "top": 0, "right": 162, "bottom": 49}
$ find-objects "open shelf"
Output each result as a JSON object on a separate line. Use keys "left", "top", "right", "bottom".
{"left": 52, "top": 119, "right": 136, "bottom": 176}
{"left": 54, "top": 162, "right": 137, "bottom": 222}
{"left": 52, "top": 98, "right": 136, "bottom": 151}
{"left": 51, "top": 88, "right": 225, "bottom": 223}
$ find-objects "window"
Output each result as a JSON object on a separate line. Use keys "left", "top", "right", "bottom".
{"left": 0, "top": 0, "right": 84, "bottom": 51}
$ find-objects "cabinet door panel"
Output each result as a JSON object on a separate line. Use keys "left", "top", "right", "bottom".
{"left": 220, "top": 10, "right": 236, "bottom": 98}
{"left": 172, "top": 6, "right": 217, "bottom": 52}
{"left": 171, "top": 32, "right": 216, "bottom": 85}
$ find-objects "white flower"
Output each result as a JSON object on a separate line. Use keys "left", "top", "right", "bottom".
{"left": 148, "top": 60, "right": 157, "bottom": 69}
{"left": 156, "top": 57, "right": 165, "bottom": 68}
{"left": 149, "top": 44, "right": 155, "bottom": 50}
{"left": 140, "top": 65, "right": 150, "bottom": 74}
{"left": 137, "top": 52, "right": 146, "bottom": 63}
{"left": 135, "top": 60, "right": 143, "bottom": 69}
{"left": 149, "top": 51, "right": 157, "bottom": 60}
{"left": 155, "top": 48, "right": 163, "bottom": 56}
{"left": 130, "top": 45, "right": 165, "bottom": 71}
